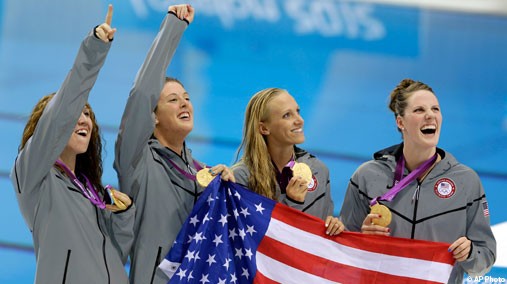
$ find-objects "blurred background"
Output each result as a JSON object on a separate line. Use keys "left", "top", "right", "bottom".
{"left": 1, "top": 0, "right": 506, "bottom": 282}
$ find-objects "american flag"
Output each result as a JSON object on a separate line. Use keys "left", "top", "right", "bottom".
{"left": 159, "top": 178, "right": 455, "bottom": 283}
{"left": 483, "top": 201, "right": 490, "bottom": 217}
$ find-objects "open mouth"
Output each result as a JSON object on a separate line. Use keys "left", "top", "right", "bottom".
{"left": 178, "top": 112, "right": 190, "bottom": 119}
{"left": 421, "top": 125, "right": 436, "bottom": 135}
{"left": 76, "top": 129, "right": 88, "bottom": 137}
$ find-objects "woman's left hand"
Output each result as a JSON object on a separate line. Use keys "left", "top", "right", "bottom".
{"left": 209, "top": 164, "right": 236, "bottom": 183}
{"left": 325, "top": 216, "right": 345, "bottom": 236}
{"left": 448, "top": 236, "right": 472, "bottom": 262}
{"left": 105, "top": 189, "right": 132, "bottom": 212}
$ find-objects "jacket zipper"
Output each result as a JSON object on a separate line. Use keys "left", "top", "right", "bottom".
{"left": 61, "top": 249, "right": 71, "bottom": 284}
{"left": 95, "top": 207, "right": 111, "bottom": 284}
{"left": 150, "top": 246, "right": 163, "bottom": 284}
{"left": 410, "top": 183, "right": 421, "bottom": 239}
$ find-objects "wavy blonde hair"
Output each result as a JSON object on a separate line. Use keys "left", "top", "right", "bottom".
{"left": 236, "top": 88, "right": 288, "bottom": 199}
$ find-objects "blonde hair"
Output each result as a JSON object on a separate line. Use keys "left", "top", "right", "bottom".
{"left": 236, "top": 88, "right": 288, "bottom": 199}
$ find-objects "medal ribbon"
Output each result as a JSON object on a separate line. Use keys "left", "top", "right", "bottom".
{"left": 55, "top": 160, "right": 106, "bottom": 209}
{"left": 156, "top": 149, "right": 205, "bottom": 181}
{"left": 370, "top": 153, "right": 437, "bottom": 206}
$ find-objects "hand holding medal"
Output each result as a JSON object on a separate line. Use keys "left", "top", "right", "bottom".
{"left": 105, "top": 185, "right": 130, "bottom": 211}
{"left": 370, "top": 204, "right": 392, "bottom": 227}
{"left": 292, "top": 162, "right": 312, "bottom": 184}
{"left": 196, "top": 168, "right": 215, "bottom": 187}
{"left": 196, "top": 165, "right": 236, "bottom": 187}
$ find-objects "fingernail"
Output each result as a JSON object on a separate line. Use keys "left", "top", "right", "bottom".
{"left": 378, "top": 215, "right": 382, "bottom": 218}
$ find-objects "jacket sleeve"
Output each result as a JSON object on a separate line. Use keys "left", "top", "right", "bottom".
{"left": 457, "top": 174, "right": 496, "bottom": 276}
{"left": 339, "top": 168, "right": 371, "bottom": 232}
{"left": 114, "top": 13, "right": 188, "bottom": 197}
{"left": 105, "top": 204, "right": 136, "bottom": 264}
{"left": 11, "top": 31, "right": 111, "bottom": 227}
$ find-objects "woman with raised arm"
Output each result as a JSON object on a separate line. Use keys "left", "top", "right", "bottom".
{"left": 11, "top": 5, "right": 134, "bottom": 284}
{"left": 114, "top": 4, "right": 234, "bottom": 284}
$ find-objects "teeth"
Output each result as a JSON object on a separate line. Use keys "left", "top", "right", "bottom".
{"left": 292, "top": 128, "right": 303, "bottom": 133}
{"left": 179, "top": 112, "right": 190, "bottom": 119}
{"left": 421, "top": 125, "right": 436, "bottom": 130}
{"left": 76, "top": 129, "right": 88, "bottom": 135}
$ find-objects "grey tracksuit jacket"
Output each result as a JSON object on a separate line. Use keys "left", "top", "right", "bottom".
{"left": 11, "top": 31, "right": 134, "bottom": 284}
{"left": 233, "top": 146, "right": 335, "bottom": 220}
{"left": 114, "top": 13, "right": 203, "bottom": 284}
{"left": 339, "top": 143, "right": 496, "bottom": 283}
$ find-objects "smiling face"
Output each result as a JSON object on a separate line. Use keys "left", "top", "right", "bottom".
{"left": 260, "top": 91, "right": 305, "bottom": 148}
{"left": 60, "top": 106, "right": 93, "bottom": 162}
{"left": 154, "top": 81, "right": 194, "bottom": 140}
{"left": 397, "top": 90, "right": 442, "bottom": 150}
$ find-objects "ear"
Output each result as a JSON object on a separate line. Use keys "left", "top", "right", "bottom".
{"left": 259, "top": 122, "right": 270, "bottom": 135}
{"left": 396, "top": 115, "right": 404, "bottom": 131}
{"left": 154, "top": 113, "right": 160, "bottom": 125}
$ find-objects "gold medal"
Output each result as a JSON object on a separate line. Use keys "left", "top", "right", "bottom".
{"left": 292, "top": 162, "right": 312, "bottom": 183}
{"left": 370, "top": 204, "right": 392, "bottom": 227}
{"left": 107, "top": 188, "right": 127, "bottom": 210}
{"left": 196, "top": 168, "right": 215, "bottom": 187}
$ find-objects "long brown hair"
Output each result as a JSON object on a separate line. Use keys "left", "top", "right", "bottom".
{"left": 235, "top": 88, "right": 288, "bottom": 199}
{"left": 19, "top": 93, "right": 104, "bottom": 191}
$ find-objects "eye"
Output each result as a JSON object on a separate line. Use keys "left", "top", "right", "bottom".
{"left": 414, "top": 108, "right": 424, "bottom": 113}
{"left": 283, "top": 112, "right": 291, "bottom": 119}
{"left": 83, "top": 110, "right": 91, "bottom": 117}
{"left": 432, "top": 106, "right": 440, "bottom": 112}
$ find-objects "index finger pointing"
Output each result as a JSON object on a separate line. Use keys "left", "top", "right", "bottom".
{"left": 105, "top": 4, "right": 113, "bottom": 26}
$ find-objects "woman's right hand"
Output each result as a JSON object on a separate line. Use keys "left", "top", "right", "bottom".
{"left": 286, "top": 176, "right": 309, "bottom": 202}
{"left": 169, "top": 4, "right": 195, "bottom": 24}
{"left": 361, "top": 213, "right": 390, "bottom": 236}
{"left": 95, "top": 4, "right": 116, "bottom": 43}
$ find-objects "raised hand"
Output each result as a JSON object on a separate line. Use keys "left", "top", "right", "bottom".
{"left": 95, "top": 4, "right": 116, "bottom": 43}
{"left": 169, "top": 4, "right": 195, "bottom": 24}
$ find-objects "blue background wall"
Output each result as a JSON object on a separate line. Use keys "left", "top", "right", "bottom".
{"left": 1, "top": 0, "right": 506, "bottom": 282}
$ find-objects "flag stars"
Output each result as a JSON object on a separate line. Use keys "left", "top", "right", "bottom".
{"left": 241, "top": 267, "right": 250, "bottom": 279}
{"left": 218, "top": 278, "right": 226, "bottom": 284}
{"left": 206, "top": 195, "right": 214, "bottom": 205}
{"left": 235, "top": 247, "right": 244, "bottom": 259}
{"left": 188, "top": 271, "right": 194, "bottom": 281}
{"left": 199, "top": 273, "right": 210, "bottom": 284}
{"left": 230, "top": 273, "right": 238, "bottom": 283}
{"left": 240, "top": 207, "right": 250, "bottom": 218}
{"left": 244, "top": 248, "right": 253, "bottom": 260}
{"left": 184, "top": 250, "right": 196, "bottom": 262}
{"left": 212, "top": 234, "right": 223, "bottom": 247}
{"left": 238, "top": 228, "right": 246, "bottom": 240}
{"left": 233, "top": 208, "right": 239, "bottom": 219}
{"left": 218, "top": 214, "right": 229, "bottom": 227}
{"left": 246, "top": 224, "right": 257, "bottom": 236}
{"left": 206, "top": 254, "right": 216, "bottom": 266}
{"left": 193, "top": 232, "right": 206, "bottom": 243}
{"left": 176, "top": 268, "right": 187, "bottom": 280}
{"left": 203, "top": 213, "right": 212, "bottom": 224}
{"left": 234, "top": 191, "right": 241, "bottom": 200}
{"left": 189, "top": 215, "right": 199, "bottom": 226}
{"left": 255, "top": 202, "right": 265, "bottom": 214}
{"left": 229, "top": 228, "right": 238, "bottom": 240}
{"left": 223, "top": 258, "right": 231, "bottom": 270}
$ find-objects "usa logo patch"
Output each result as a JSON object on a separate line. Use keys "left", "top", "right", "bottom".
{"left": 307, "top": 175, "right": 318, "bottom": 192}
{"left": 434, "top": 178, "right": 456, "bottom": 198}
